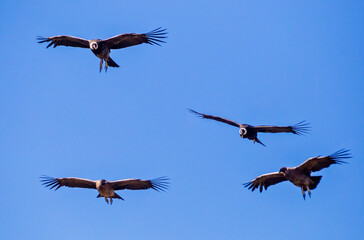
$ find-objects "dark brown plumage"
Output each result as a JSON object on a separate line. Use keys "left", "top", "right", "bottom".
{"left": 41, "top": 176, "right": 169, "bottom": 204}
{"left": 243, "top": 149, "right": 351, "bottom": 199}
{"left": 189, "top": 109, "right": 310, "bottom": 146}
{"left": 37, "top": 27, "right": 167, "bottom": 72}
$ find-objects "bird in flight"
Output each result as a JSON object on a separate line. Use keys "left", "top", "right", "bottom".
{"left": 37, "top": 27, "right": 167, "bottom": 72}
{"left": 189, "top": 109, "right": 310, "bottom": 146}
{"left": 41, "top": 175, "right": 169, "bottom": 204}
{"left": 243, "top": 149, "right": 351, "bottom": 199}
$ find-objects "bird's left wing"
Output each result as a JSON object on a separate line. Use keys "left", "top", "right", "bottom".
{"left": 37, "top": 35, "right": 90, "bottom": 48}
{"left": 40, "top": 176, "right": 97, "bottom": 190}
{"left": 253, "top": 121, "right": 310, "bottom": 135}
{"left": 296, "top": 149, "right": 351, "bottom": 175}
{"left": 103, "top": 27, "right": 167, "bottom": 49}
{"left": 110, "top": 177, "right": 169, "bottom": 192}
{"left": 243, "top": 172, "right": 287, "bottom": 192}
{"left": 189, "top": 109, "right": 241, "bottom": 128}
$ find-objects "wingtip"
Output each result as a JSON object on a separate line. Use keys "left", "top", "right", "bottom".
{"left": 151, "top": 176, "right": 170, "bottom": 192}
{"left": 292, "top": 121, "right": 311, "bottom": 136}
{"left": 330, "top": 149, "right": 352, "bottom": 163}
{"left": 145, "top": 27, "right": 168, "bottom": 46}
{"left": 39, "top": 175, "right": 60, "bottom": 190}
{"left": 188, "top": 109, "right": 204, "bottom": 118}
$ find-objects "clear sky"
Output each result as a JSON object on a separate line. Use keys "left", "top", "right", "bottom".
{"left": 0, "top": 0, "right": 363, "bottom": 239}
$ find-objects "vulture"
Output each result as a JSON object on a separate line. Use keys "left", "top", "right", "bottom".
{"left": 243, "top": 149, "right": 351, "bottom": 199}
{"left": 189, "top": 109, "right": 310, "bottom": 146}
{"left": 41, "top": 176, "right": 169, "bottom": 204}
{"left": 37, "top": 27, "right": 167, "bottom": 72}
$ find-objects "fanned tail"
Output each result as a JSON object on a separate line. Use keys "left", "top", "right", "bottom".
{"left": 106, "top": 57, "right": 119, "bottom": 68}
{"left": 254, "top": 138, "right": 266, "bottom": 147}
{"left": 112, "top": 192, "right": 124, "bottom": 200}
{"left": 309, "top": 176, "right": 322, "bottom": 190}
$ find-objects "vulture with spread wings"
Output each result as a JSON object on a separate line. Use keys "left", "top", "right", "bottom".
{"left": 41, "top": 176, "right": 169, "bottom": 204}
{"left": 37, "top": 27, "right": 167, "bottom": 72}
{"left": 189, "top": 109, "right": 310, "bottom": 146}
{"left": 243, "top": 149, "right": 351, "bottom": 199}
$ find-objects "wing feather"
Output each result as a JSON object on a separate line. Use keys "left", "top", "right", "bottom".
{"left": 37, "top": 35, "right": 89, "bottom": 48}
{"left": 40, "top": 175, "right": 96, "bottom": 190}
{"left": 110, "top": 177, "right": 169, "bottom": 192}
{"left": 243, "top": 172, "right": 287, "bottom": 192}
{"left": 104, "top": 27, "right": 167, "bottom": 49}
{"left": 296, "top": 149, "right": 351, "bottom": 174}
{"left": 253, "top": 121, "right": 310, "bottom": 135}
{"left": 189, "top": 109, "right": 241, "bottom": 128}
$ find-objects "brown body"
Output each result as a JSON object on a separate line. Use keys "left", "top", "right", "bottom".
{"left": 96, "top": 179, "right": 123, "bottom": 204}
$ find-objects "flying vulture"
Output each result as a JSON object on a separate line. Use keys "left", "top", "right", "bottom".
{"left": 37, "top": 27, "right": 167, "bottom": 72}
{"left": 243, "top": 149, "right": 351, "bottom": 199}
{"left": 189, "top": 109, "right": 310, "bottom": 146}
{"left": 41, "top": 176, "right": 169, "bottom": 204}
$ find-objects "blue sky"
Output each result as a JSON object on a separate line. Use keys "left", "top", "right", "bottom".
{"left": 0, "top": 0, "right": 363, "bottom": 239}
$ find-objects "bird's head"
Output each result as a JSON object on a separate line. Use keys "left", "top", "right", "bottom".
{"left": 100, "top": 179, "right": 106, "bottom": 185}
{"left": 239, "top": 128, "right": 247, "bottom": 138}
{"left": 279, "top": 167, "right": 287, "bottom": 173}
{"left": 90, "top": 42, "right": 98, "bottom": 50}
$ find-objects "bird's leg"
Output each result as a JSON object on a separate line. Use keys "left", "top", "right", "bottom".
{"left": 105, "top": 197, "right": 109, "bottom": 204}
{"left": 253, "top": 139, "right": 256, "bottom": 143}
{"left": 105, "top": 61, "right": 108, "bottom": 73}
{"left": 110, "top": 198, "right": 113, "bottom": 205}
{"left": 99, "top": 59, "right": 103, "bottom": 73}
{"left": 301, "top": 186, "right": 306, "bottom": 200}
{"left": 307, "top": 186, "right": 311, "bottom": 198}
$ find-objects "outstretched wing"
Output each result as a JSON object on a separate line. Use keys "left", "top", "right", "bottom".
{"left": 189, "top": 109, "right": 241, "bottom": 128}
{"left": 243, "top": 172, "right": 287, "bottom": 192}
{"left": 253, "top": 121, "right": 310, "bottom": 135}
{"left": 37, "top": 35, "right": 89, "bottom": 48}
{"left": 110, "top": 177, "right": 169, "bottom": 192}
{"left": 40, "top": 175, "right": 97, "bottom": 190}
{"left": 296, "top": 149, "right": 351, "bottom": 175}
{"left": 103, "top": 27, "right": 167, "bottom": 49}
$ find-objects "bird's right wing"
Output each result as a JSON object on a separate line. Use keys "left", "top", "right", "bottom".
{"left": 37, "top": 35, "right": 90, "bottom": 48}
{"left": 110, "top": 177, "right": 169, "bottom": 192}
{"left": 189, "top": 109, "right": 241, "bottom": 128}
{"left": 296, "top": 149, "right": 351, "bottom": 175}
{"left": 253, "top": 121, "right": 310, "bottom": 135}
{"left": 40, "top": 176, "right": 97, "bottom": 190}
{"left": 243, "top": 172, "right": 287, "bottom": 192}
{"left": 103, "top": 27, "right": 167, "bottom": 49}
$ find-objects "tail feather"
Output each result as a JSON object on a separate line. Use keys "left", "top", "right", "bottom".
{"left": 113, "top": 192, "right": 124, "bottom": 200}
{"left": 309, "top": 176, "right": 322, "bottom": 190}
{"left": 106, "top": 57, "right": 119, "bottom": 68}
{"left": 254, "top": 138, "right": 266, "bottom": 147}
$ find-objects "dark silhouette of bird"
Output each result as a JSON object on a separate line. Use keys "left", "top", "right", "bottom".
{"left": 37, "top": 27, "right": 167, "bottom": 72}
{"left": 243, "top": 149, "right": 351, "bottom": 199}
{"left": 41, "top": 175, "right": 169, "bottom": 204}
{"left": 189, "top": 109, "right": 310, "bottom": 146}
